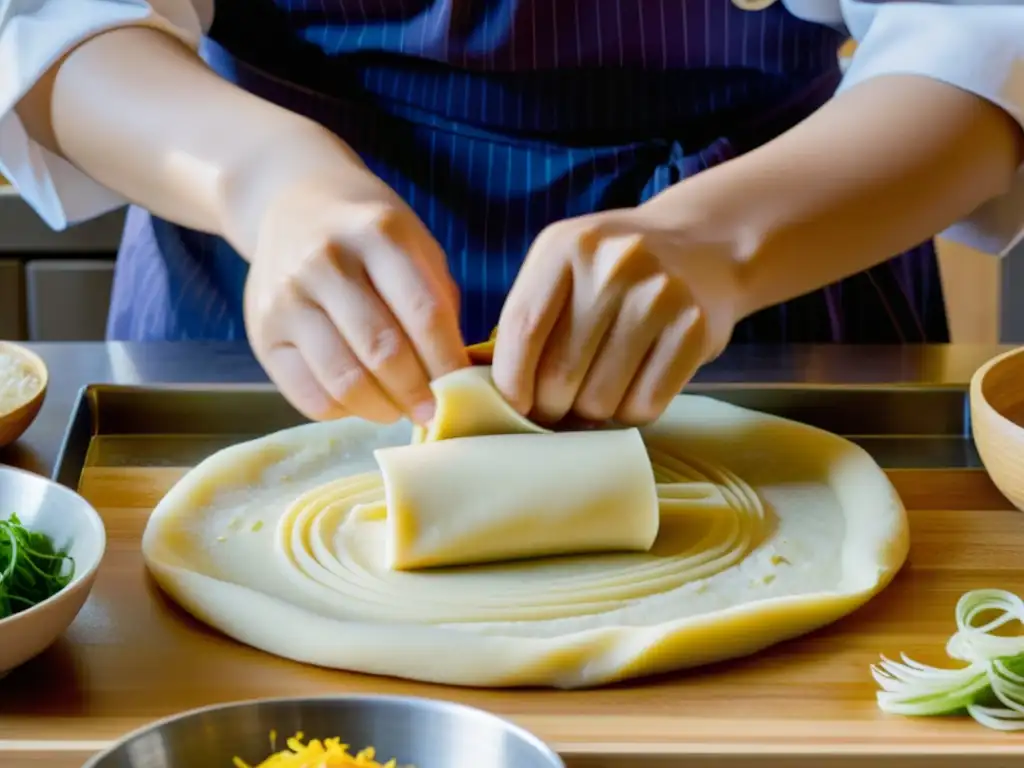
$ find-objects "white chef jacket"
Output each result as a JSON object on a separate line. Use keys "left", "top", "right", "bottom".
{"left": 1, "top": 0, "right": 1022, "bottom": 256}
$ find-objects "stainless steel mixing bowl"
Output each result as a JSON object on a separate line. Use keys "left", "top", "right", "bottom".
{"left": 82, "top": 695, "right": 565, "bottom": 768}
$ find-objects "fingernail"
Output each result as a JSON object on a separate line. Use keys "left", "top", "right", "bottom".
{"left": 413, "top": 401, "right": 435, "bottom": 425}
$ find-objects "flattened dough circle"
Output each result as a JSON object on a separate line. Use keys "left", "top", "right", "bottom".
{"left": 141, "top": 387, "right": 908, "bottom": 689}
{"left": 273, "top": 450, "right": 762, "bottom": 624}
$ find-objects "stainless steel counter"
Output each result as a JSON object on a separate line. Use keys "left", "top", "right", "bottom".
{"left": 0, "top": 342, "right": 266, "bottom": 475}
{"left": 0, "top": 341, "right": 1014, "bottom": 477}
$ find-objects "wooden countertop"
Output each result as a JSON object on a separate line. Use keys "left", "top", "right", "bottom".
{"left": 2, "top": 467, "right": 1023, "bottom": 767}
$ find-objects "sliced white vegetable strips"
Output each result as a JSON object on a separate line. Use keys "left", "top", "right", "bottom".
{"left": 873, "top": 589, "right": 1024, "bottom": 730}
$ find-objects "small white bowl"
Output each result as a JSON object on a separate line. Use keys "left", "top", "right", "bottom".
{"left": 0, "top": 465, "right": 106, "bottom": 675}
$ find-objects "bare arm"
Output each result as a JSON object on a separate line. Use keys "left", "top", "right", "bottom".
{"left": 16, "top": 25, "right": 359, "bottom": 255}
{"left": 16, "top": 23, "right": 468, "bottom": 424}
{"left": 645, "top": 75, "right": 1024, "bottom": 319}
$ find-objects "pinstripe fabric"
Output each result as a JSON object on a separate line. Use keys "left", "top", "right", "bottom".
{"left": 106, "top": 0, "right": 948, "bottom": 345}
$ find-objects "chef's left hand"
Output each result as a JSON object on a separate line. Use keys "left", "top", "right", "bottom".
{"left": 492, "top": 204, "right": 744, "bottom": 426}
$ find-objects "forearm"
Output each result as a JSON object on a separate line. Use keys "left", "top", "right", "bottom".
{"left": 647, "top": 74, "right": 1024, "bottom": 319}
{"left": 17, "top": 25, "right": 357, "bottom": 255}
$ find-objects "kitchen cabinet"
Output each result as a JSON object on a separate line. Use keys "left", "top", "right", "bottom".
{"left": 0, "top": 188, "right": 121, "bottom": 341}
{"left": 0, "top": 259, "right": 24, "bottom": 339}
{"left": 25, "top": 259, "right": 115, "bottom": 341}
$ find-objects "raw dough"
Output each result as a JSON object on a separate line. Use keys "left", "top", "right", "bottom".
{"left": 141, "top": 367, "right": 909, "bottom": 689}
{"left": 411, "top": 366, "right": 539, "bottom": 443}
{"left": 376, "top": 429, "right": 660, "bottom": 570}
{"left": 384, "top": 368, "right": 754, "bottom": 569}
{"left": 393, "top": 367, "right": 748, "bottom": 570}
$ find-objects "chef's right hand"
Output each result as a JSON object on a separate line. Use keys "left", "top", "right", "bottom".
{"left": 238, "top": 145, "right": 468, "bottom": 425}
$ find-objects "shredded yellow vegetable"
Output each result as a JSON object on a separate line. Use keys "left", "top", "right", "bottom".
{"left": 233, "top": 731, "right": 406, "bottom": 768}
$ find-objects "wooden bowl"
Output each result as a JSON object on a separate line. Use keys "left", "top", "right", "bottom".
{"left": 0, "top": 341, "right": 48, "bottom": 449}
{"left": 970, "top": 346, "right": 1024, "bottom": 510}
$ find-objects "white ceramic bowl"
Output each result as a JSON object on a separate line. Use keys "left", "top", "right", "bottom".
{"left": 0, "top": 465, "right": 106, "bottom": 675}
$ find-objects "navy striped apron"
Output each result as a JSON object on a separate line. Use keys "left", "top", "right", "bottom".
{"left": 106, "top": 0, "right": 948, "bottom": 345}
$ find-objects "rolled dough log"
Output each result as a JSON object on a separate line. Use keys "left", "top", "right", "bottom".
{"left": 376, "top": 428, "right": 660, "bottom": 570}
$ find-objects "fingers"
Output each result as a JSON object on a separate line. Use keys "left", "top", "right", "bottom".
{"left": 573, "top": 273, "right": 681, "bottom": 422}
{"left": 259, "top": 343, "right": 345, "bottom": 423}
{"left": 492, "top": 273, "right": 572, "bottom": 417}
{"left": 498, "top": 228, "right": 668, "bottom": 423}
{"left": 616, "top": 304, "right": 707, "bottom": 425}
{"left": 491, "top": 227, "right": 574, "bottom": 416}
{"left": 288, "top": 303, "right": 404, "bottom": 423}
{"left": 529, "top": 296, "right": 616, "bottom": 424}
{"left": 367, "top": 207, "right": 469, "bottom": 380}
{"left": 494, "top": 214, "right": 716, "bottom": 427}
{"left": 302, "top": 243, "right": 437, "bottom": 425}
{"left": 246, "top": 186, "right": 467, "bottom": 425}
{"left": 532, "top": 233, "right": 678, "bottom": 423}
{"left": 403, "top": 215, "right": 463, "bottom": 320}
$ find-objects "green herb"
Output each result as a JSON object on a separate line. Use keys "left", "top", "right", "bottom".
{"left": 873, "top": 589, "right": 1024, "bottom": 730}
{"left": 0, "top": 513, "right": 75, "bottom": 620}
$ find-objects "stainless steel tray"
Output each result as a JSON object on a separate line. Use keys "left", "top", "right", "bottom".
{"left": 52, "top": 383, "right": 980, "bottom": 490}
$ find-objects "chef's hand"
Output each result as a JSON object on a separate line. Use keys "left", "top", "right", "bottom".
{"left": 242, "top": 160, "right": 468, "bottom": 425}
{"left": 491, "top": 205, "right": 743, "bottom": 425}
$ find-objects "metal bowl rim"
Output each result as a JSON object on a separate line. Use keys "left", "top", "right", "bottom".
{"left": 82, "top": 693, "right": 565, "bottom": 767}
{"left": 0, "top": 464, "right": 107, "bottom": 629}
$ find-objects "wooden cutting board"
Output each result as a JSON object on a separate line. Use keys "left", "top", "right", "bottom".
{"left": 2, "top": 468, "right": 1024, "bottom": 768}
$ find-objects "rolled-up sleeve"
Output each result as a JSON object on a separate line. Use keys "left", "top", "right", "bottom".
{"left": 0, "top": 0, "right": 209, "bottom": 230}
{"left": 839, "top": 0, "right": 1024, "bottom": 256}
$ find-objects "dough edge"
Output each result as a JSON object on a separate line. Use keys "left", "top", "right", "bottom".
{"left": 140, "top": 395, "right": 910, "bottom": 689}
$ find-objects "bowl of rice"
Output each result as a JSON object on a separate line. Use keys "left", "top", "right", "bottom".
{"left": 0, "top": 342, "right": 47, "bottom": 449}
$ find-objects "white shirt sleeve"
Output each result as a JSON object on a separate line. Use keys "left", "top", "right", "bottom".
{"left": 837, "top": 0, "right": 1024, "bottom": 257}
{"left": 0, "top": 0, "right": 212, "bottom": 230}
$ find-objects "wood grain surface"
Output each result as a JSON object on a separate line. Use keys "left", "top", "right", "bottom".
{"left": 2, "top": 468, "right": 1024, "bottom": 767}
